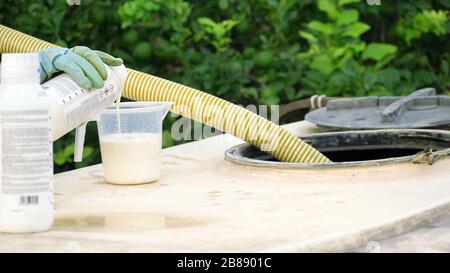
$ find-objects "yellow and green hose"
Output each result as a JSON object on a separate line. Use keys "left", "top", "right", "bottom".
{"left": 0, "top": 24, "right": 331, "bottom": 163}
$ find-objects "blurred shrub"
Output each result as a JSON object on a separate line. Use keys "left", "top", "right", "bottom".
{"left": 0, "top": 0, "right": 448, "bottom": 172}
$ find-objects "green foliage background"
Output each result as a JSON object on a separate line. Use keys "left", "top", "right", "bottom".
{"left": 0, "top": 0, "right": 449, "bottom": 172}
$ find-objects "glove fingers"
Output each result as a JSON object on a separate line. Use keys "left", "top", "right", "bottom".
{"left": 94, "top": 50, "right": 124, "bottom": 66}
{"left": 53, "top": 55, "right": 92, "bottom": 89}
{"left": 72, "top": 46, "right": 108, "bottom": 80}
{"left": 67, "top": 51, "right": 105, "bottom": 89}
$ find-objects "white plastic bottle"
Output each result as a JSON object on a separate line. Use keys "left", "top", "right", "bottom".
{"left": 0, "top": 53, "right": 53, "bottom": 233}
{"left": 42, "top": 64, "right": 127, "bottom": 141}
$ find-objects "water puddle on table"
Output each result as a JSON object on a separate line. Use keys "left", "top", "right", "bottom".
{"left": 53, "top": 212, "right": 208, "bottom": 231}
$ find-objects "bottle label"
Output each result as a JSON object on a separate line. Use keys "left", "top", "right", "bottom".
{"left": 0, "top": 109, "right": 53, "bottom": 212}
{"left": 42, "top": 74, "right": 87, "bottom": 104}
{"left": 42, "top": 68, "right": 118, "bottom": 134}
{"left": 63, "top": 82, "right": 116, "bottom": 131}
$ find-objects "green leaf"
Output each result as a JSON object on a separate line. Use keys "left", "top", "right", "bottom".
{"left": 330, "top": 72, "right": 351, "bottom": 87}
{"left": 162, "top": 130, "right": 174, "bottom": 148}
{"left": 299, "top": 31, "right": 318, "bottom": 42}
{"left": 82, "top": 146, "right": 94, "bottom": 160}
{"left": 317, "top": 0, "right": 340, "bottom": 20}
{"left": 363, "top": 71, "right": 378, "bottom": 89}
{"left": 297, "top": 51, "right": 314, "bottom": 60}
{"left": 240, "top": 87, "right": 258, "bottom": 99}
{"left": 54, "top": 151, "right": 66, "bottom": 166}
{"left": 413, "top": 10, "right": 448, "bottom": 36}
{"left": 310, "top": 55, "right": 336, "bottom": 75}
{"left": 219, "top": 0, "right": 229, "bottom": 10}
{"left": 337, "top": 9, "right": 359, "bottom": 25}
{"left": 352, "top": 42, "right": 367, "bottom": 53}
{"left": 222, "top": 19, "right": 239, "bottom": 31}
{"left": 197, "top": 17, "right": 217, "bottom": 28}
{"left": 442, "top": 60, "right": 449, "bottom": 75}
{"left": 254, "top": 51, "right": 274, "bottom": 67}
{"left": 284, "top": 86, "right": 296, "bottom": 100}
{"left": 378, "top": 67, "right": 401, "bottom": 88}
{"left": 342, "top": 58, "right": 361, "bottom": 78}
{"left": 332, "top": 47, "right": 346, "bottom": 58}
{"left": 197, "top": 17, "right": 238, "bottom": 51}
{"left": 63, "top": 144, "right": 74, "bottom": 158}
{"left": 342, "top": 22, "right": 370, "bottom": 37}
{"left": 404, "top": 28, "right": 422, "bottom": 45}
{"left": 260, "top": 87, "right": 280, "bottom": 105}
{"left": 307, "top": 21, "right": 334, "bottom": 35}
{"left": 362, "top": 43, "right": 398, "bottom": 61}
{"left": 339, "top": 0, "right": 361, "bottom": 6}
{"left": 415, "top": 70, "right": 435, "bottom": 84}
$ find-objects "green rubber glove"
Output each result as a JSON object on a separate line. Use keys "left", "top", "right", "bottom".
{"left": 38, "top": 46, "right": 123, "bottom": 89}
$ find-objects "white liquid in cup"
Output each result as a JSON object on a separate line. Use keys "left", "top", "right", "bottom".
{"left": 100, "top": 133, "right": 162, "bottom": 184}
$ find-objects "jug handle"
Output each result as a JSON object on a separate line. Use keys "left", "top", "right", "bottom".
{"left": 74, "top": 123, "right": 87, "bottom": 163}
{"left": 74, "top": 115, "right": 98, "bottom": 163}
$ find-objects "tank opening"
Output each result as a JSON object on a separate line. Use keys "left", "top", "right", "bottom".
{"left": 264, "top": 148, "right": 424, "bottom": 163}
{"left": 225, "top": 129, "right": 450, "bottom": 168}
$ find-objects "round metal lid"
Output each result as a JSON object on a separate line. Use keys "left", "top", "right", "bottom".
{"left": 305, "top": 88, "right": 450, "bottom": 131}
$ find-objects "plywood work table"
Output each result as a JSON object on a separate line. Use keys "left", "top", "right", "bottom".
{"left": 1, "top": 121, "right": 450, "bottom": 252}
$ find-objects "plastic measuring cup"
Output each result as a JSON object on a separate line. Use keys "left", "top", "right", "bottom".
{"left": 97, "top": 102, "right": 173, "bottom": 185}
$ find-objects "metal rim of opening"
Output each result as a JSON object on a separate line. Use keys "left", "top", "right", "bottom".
{"left": 224, "top": 129, "right": 450, "bottom": 169}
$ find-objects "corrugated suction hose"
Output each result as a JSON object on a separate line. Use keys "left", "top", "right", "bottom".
{"left": 0, "top": 24, "right": 331, "bottom": 163}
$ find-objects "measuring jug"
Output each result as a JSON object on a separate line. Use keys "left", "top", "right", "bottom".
{"left": 96, "top": 102, "right": 172, "bottom": 185}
